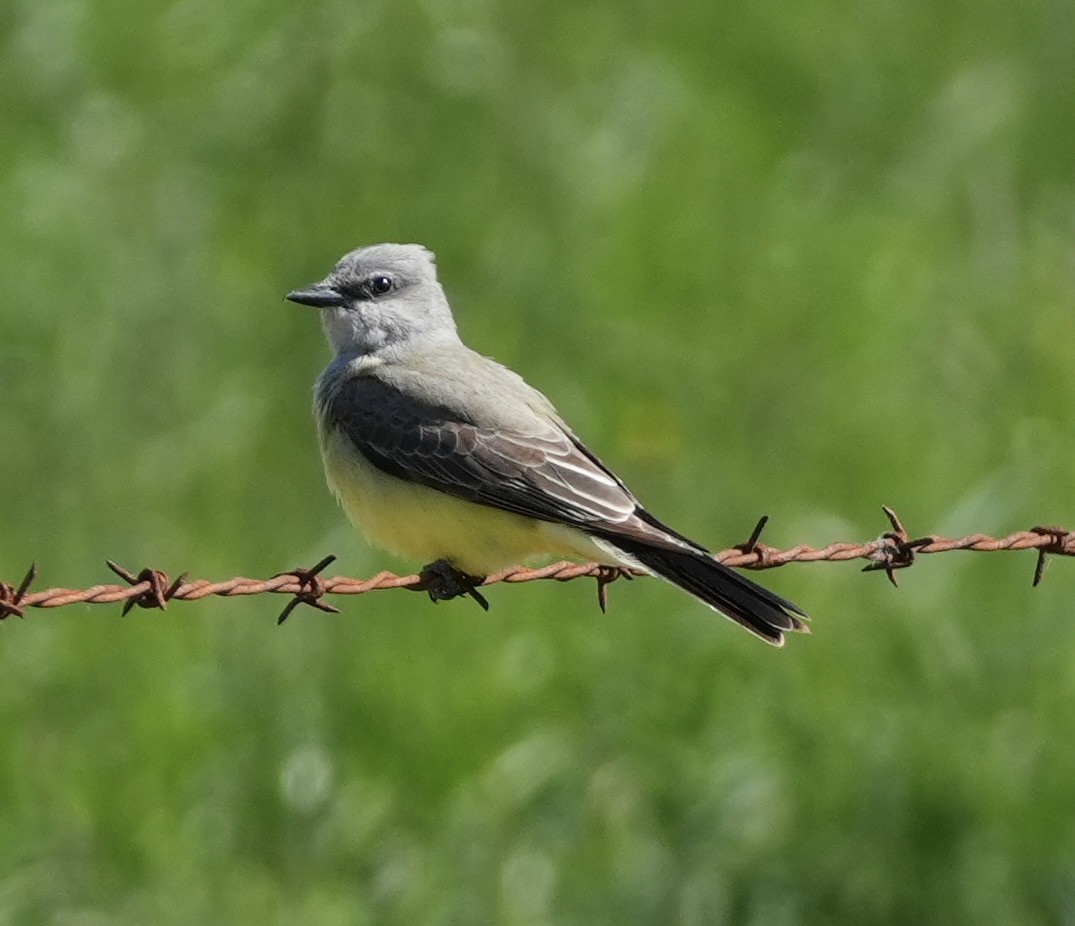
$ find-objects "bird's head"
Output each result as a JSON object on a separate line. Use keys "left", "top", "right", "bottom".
{"left": 287, "top": 243, "right": 459, "bottom": 356}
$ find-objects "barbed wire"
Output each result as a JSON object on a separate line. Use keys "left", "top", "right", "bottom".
{"left": 1, "top": 507, "right": 1071, "bottom": 624}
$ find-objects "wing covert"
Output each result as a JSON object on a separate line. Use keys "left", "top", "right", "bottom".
{"left": 322, "top": 375, "right": 638, "bottom": 529}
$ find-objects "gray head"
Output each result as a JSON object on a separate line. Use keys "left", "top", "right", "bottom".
{"left": 287, "top": 243, "right": 459, "bottom": 356}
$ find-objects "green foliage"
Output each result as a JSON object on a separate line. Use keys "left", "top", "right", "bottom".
{"left": 1, "top": 0, "right": 1074, "bottom": 922}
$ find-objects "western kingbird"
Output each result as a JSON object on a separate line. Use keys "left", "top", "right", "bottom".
{"left": 287, "top": 243, "right": 808, "bottom": 645}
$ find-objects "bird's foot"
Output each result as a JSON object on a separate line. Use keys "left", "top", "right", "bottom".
{"left": 419, "top": 559, "right": 489, "bottom": 611}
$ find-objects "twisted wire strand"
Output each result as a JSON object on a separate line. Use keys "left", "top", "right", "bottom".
{"left": 2, "top": 507, "right": 1071, "bottom": 622}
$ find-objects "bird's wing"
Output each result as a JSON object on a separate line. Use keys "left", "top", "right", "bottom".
{"left": 323, "top": 373, "right": 648, "bottom": 532}
{"left": 323, "top": 370, "right": 810, "bottom": 643}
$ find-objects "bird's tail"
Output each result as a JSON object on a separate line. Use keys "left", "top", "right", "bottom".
{"left": 602, "top": 535, "right": 809, "bottom": 646}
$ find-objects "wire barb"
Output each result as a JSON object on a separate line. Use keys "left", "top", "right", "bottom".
{"left": 1029, "top": 525, "right": 1069, "bottom": 588}
{"left": 274, "top": 555, "right": 341, "bottom": 624}
{"left": 738, "top": 515, "right": 770, "bottom": 554}
{"left": 0, "top": 562, "right": 37, "bottom": 620}
{"left": 106, "top": 561, "right": 186, "bottom": 615}
{"left": 728, "top": 515, "right": 781, "bottom": 569}
{"left": 860, "top": 506, "right": 933, "bottom": 587}
{"left": 593, "top": 565, "right": 634, "bottom": 614}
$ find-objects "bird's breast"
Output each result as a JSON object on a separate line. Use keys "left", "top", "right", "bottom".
{"left": 318, "top": 426, "right": 615, "bottom": 574}
{"left": 316, "top": 423, "right": 614, "bottom": 572}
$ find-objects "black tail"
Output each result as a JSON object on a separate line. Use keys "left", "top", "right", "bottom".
{"left": 603, "top": 536, "right": 809, "bottom": 646}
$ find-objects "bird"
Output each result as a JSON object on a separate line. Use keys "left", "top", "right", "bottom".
{"left": 287, "top": 243, "right": 808, "bottom": 645}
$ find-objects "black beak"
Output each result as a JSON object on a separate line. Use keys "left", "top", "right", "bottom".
{"left": 285, "top": 281, "right": 345, "bottom": 307}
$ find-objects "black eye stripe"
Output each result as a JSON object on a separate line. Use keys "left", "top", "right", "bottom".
{"left": 333, "top": 274, "right": 396, "bottom": 300}
{"left": 335, "top": 280, "right": 366, "bottom": 299}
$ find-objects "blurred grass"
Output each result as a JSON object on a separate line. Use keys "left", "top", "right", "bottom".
{"left": 2, "top": 0, "right": 1075, "bottom": 923}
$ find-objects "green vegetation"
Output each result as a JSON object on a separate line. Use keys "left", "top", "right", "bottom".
{"left": 1, "top": 0, "right": 1074, "bottom": 922}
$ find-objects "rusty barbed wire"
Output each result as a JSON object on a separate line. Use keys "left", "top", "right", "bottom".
{"left": 1, "top": 507, "right": 1072, "bottom": 623}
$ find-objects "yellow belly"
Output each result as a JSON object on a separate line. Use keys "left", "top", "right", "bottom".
{"left": 320, "top": 428, "right": 615, "bottom": 574}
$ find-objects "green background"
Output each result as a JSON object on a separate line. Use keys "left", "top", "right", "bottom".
{"left": 2, "top": 0, "right": 1074, "bottom": 922}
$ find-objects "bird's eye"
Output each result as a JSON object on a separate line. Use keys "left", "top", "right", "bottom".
{"left": 369, "top": 275, "right": 394, "bottom": 295}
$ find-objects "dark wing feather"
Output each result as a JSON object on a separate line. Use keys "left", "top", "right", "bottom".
{"left": 323, "top": 375, "right": 638, "bottom": 529}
